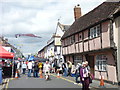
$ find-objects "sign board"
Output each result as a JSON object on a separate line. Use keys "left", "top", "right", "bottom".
{"left": 55, "top": 38, "right": 61, "bottom": 46}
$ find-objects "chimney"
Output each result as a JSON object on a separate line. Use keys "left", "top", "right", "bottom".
{"left": 74, "top": 4, "right": 81, "bottom": 20}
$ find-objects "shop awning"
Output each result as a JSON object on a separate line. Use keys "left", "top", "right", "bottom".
{"left": 0, "top": 46, "right": 14, "bottom": 59}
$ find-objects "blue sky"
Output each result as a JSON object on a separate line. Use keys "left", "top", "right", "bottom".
{"left": 0, "top": 0, "right": 106, "bottom": 56}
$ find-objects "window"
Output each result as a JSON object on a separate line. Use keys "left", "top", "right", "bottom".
{"left": 96, "top": 54, "right": 107, "bottom": 71}
{"left": 80, "top": 35, "right": 82, "bottom": 39}
{"left": 79, "top": 33, "right": 82, "bottom": 41}
{"left": 62, "top": 40, "right": 65, "bottom": 46}
{"left": 66, "top": 38, "right": 69, "bottom": 45}
{"left": 70, "top": 35, "right": 75, "bottom": 44}
{"left": 75, "top": 34, "right": 79, "bottom": 42}
{"left": 54, "top": 46, "right": 57, "bottom": 51}
{"left": 65, "top": 38, "right": 68, "bottom": 46}
{"left": 74, "top": 55, "right": 83, "bottom": 65}
{"left": 90, "top": 25, "right": 101, "bottom": 39}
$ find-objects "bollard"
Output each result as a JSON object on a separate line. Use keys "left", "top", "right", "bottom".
{"left": 15, "top": 70, "right": 18, "bottom": 79}
{"left": 57, "top": 70, "right": 60, "bottom": 78}
{"left": 99, "top": 75, "right": 106, "bottom": 88}
{"left": 39, "top": 69, "right": 43, "bottom": 78}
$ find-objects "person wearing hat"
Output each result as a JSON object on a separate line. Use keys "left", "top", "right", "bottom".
{"left": 80, "top": 61, "right": 91, "bottom": 90}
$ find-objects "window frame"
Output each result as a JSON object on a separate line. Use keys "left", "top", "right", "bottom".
{"left": 74, "top": 55, "right": 83, "bottom": 65}
{"left": 95, "top": 54, "right": 107, "bottom": 72}
{"left": 70, "top": 35, "right": 75, "bottom": 44}
{"left": 89, "top": 24, "right": 101, "bottom": 39}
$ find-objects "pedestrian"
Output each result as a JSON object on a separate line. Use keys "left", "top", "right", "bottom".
{"left": 43, "top": 61, "right": 51, "bottom": 80}
{"left": 13, "top": 60, "right": 17, "bottom": 77}
{"left": 54, "top": 59, "right": 57, "bottom": 73}
{"left": 31, "top": 61, "right": 35, "bottom": 73}
{"left": 57, "top": 61, "right": 63, "bottom": 74}
{"left": 38, "top": 61, "right": 43, "bottom": 71}
{"left": 67, "top": 61, "right": 72, "bottom": 76}
{"left": 51, "top": 61, "right": 55, "bottom": 73}
{"left": 71, "top": 63, "right": 76, "bottom": 76}
{"left": 17, "top": 61, "right": 21, "bottom": 77}
{"left": 84, "top": 61, "right": 90, "bottom": 72}
{"left": 80, "top": 61, "right": 91, "bottom": 90}
{"left": 74, "top": 63, "right": 82, "bottom": 84}
{"left": 62, "top": 62, "right": 68, "bottom": 77}
{"left": 27, "top": 61, "right": 33, "bottom": 77}
{"left": 33, "top": 62, "right": 39, "bottom": 78}
{"left": 22, "top": 61, "right": 27, "bottom": 74}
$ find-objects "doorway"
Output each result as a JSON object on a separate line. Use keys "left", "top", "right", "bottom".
{"left": 87, "top": 55, "right": 95, "bottom": 75}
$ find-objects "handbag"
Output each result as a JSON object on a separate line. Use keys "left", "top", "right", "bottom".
{"left": 89, "top": 76, "right": 92, "bottom": 83}
{"left": 89, "top": 73, "right": 93, "bottom": 83}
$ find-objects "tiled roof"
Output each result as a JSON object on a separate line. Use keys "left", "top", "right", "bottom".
{"left": 58, "top": 22, "right": 71, "bottom": 32}
{"left": 61, "top": 2, "right": 120, "bottom": 39}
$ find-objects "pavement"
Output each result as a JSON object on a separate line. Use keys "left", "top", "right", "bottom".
{"left": 51, "top": 73, "right": 120, "bottom": 89}
{"left": 0, "top": 73, "right": 120, "bottom": 90}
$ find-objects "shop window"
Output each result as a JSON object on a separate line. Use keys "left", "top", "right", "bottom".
{"left": 96, "top": 54, "right": 107, "bottom": 71}
{"left": 89, "top": 25, "right": 101, "bottom": 39}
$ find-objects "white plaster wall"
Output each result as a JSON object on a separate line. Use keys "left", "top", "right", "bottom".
{"left": 114, "top": 16, "right": 120, "bottom": 83}
{"left": 56, "top": 25, "right": 64, "bottom": 37}
{"left": 107, "top": 65, "right": 117, "bottom": 82}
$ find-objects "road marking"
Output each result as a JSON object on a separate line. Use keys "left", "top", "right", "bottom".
{"left": 5, "top": 79, "right": 10, "bottom": 90}
{"left": 51, "top": 74, "right": 97, "bottom": 89}
{"left": 2, "top": 78, "right": 7, "bottom": 89}
{"left": 51, "top": 74, "right": 82, "bottom": 87}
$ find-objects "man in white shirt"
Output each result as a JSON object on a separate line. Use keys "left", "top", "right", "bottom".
{"left": 27, "top": 61, "right": 33, "bottom": 77}
{"left": 43, "top": 61, "right": 51, "bottom": 77}
{"left": 22, "top": 61, "right": 27, "bottom": 74}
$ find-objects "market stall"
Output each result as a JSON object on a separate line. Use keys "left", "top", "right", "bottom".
{"left": 0, "top": 46, "right": 14, "bottom": 79}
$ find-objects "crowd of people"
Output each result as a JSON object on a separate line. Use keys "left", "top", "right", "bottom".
{"left": 51, "top": 60, "right": 93, "bottom": 90}
{"left": 14, "top": 60, "right": 45, "bottom": 78}
{"left": 13, "top": 60, "right": 93, "bottom": 90}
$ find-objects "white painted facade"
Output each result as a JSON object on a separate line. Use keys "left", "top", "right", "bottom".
{"left": 45, "top": 22, "right": 70, "bottom": 63}
{"left": 45, "top": 38, "right": 54, "bottom": 62}
{"left": 39, "top": 22, "right": 70, "bottom": 64}
{"left": 113, "top": 15, "right": 120, "bottom": 84}
{"left": 54, "top": 23, "right": 64, "bottom": 63}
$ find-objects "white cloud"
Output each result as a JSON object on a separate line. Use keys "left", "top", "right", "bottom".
{"left": 0, "top": 0, "right": 106, "bottom": 55}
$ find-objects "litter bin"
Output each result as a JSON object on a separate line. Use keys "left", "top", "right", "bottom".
{"left": 0, "top": 68, "right": 2, "bottom": 84}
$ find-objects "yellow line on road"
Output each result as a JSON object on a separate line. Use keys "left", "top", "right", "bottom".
{"left": 51, "top": 74, "right": 82, "bottom": 87}
{"left": 5, "top": 79, "right": 9, "bottom": 89}
{"left": 2, "top": 78, "right": 7, "bottom": 89}
{"left": 2, "top": 78, "right": 16, "bottom": 90}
